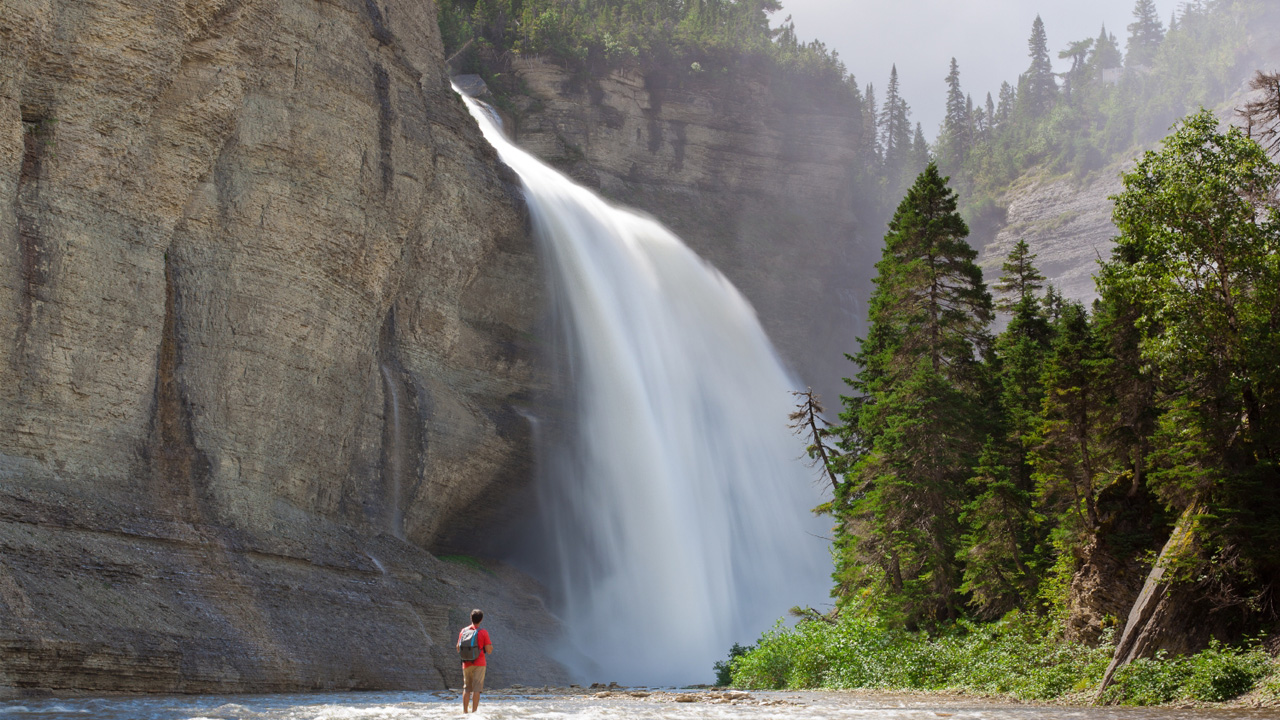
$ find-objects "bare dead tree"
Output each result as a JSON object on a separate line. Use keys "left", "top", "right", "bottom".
{"left": 788, "top": 388, "right": 843, "bottom": 492}
{"left": 1238, "top": 70, "right": 1280, "bottom": 154}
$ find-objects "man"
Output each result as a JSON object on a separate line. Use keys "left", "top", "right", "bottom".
{"left": 456, "top": 608, "right": 493, "bottom": 713}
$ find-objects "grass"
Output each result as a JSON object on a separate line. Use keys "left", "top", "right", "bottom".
{"left": 727, "top": 611, "right": 1278, "bottom": 706}
{"left": 438, "top": 554, "right": 495, "bottom": 575}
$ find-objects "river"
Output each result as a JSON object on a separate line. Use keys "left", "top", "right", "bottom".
{"left": 0, "top": 688, "right": 1273, "bottom": 719}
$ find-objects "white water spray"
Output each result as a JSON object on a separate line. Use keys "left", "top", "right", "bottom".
{"left": 459, "top": 91, "right": 830, "bottom": 686}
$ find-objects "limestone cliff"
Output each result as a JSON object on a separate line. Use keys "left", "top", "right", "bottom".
{"left": 0, "top": 0, "right": 564, "bottom": 695}
{"left": 501, "top": 58, "right": 871, "bottom": 402}
{"left": 976, "top": 169, "right": 1125, "bottom": 304}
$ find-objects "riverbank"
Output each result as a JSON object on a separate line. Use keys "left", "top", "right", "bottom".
{"left": 2, "top": 686, "right": 1278, "bottom": 719}
{"left": 728, "top": 613, "right": 1280, "bottom": 708}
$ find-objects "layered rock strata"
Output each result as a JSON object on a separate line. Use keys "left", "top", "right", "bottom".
{"left": 977, "top": 170, "right": 1125, "bottom": 304}
{"left": 0, "top": 0, "right": 562, "bottom": 695}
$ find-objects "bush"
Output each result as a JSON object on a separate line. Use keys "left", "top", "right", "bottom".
{"left": 731, "top": 611, "right": 1272, "bottom": 705}
{"left": 1183, "top": 642, "right": 1273, "bottom": 702}
{"left": 713, "top": 642, "right": 753, "bottom": 686}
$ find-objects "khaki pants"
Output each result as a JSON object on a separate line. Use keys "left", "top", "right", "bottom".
{"left": 463, "top": 664, "right": 486, "bottom": 693}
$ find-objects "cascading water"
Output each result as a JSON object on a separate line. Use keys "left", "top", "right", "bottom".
{"left": 459, "top": 90, "right": 830, "bottom": 686}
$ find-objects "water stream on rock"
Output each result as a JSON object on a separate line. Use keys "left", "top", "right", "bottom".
{"left": 458, "top": 92, "right": 830, "bottom": 686}
{"left": 379, "top": 363, "right": 406, "bottom": 539}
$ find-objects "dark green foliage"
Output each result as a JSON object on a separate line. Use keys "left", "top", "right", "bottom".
{"left": 826, "top": 107, "right": 1280, "bottom": 696}
{"left": 712, "top": 642, "right": 753, "bottom": 686}
{"left": 957, "top": 241, "right": 1052, "bottom": 619}
{"left": 731, "top": 616, "right": 1275, "bottom": 703}
{"left": 837, "top": 164, "right": 993, "bottom": 625}
{"left": 730, "top": 612, "right": 1112, "bottom": 698}
{"left": 1097, "top": 643, "right": 1273, "bottom": 704}
{"left": 1100, "top": 108, "right": 1280, "bottom": 627}
{"left": 438, "top": 0, "right": 924, "bottom": 238}
{"left": 438, "top": 0, "right": 845, "bottom": 93}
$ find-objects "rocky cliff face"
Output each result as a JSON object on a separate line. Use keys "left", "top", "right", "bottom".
{"left": 502, "top": 58, "right": 871, "bottom": 402}
{"left": 0, "top": 0, "right": 564, "bottom": 695}
{"left": 976, "top": 169, "right": 1125, "bottom": 304}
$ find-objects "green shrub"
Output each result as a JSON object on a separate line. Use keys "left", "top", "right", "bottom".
{"left": 713, "top": 642, "right": 753, "bottom": 686}
{"left": 1183, "top": 642, "right": 1273, "bottom": 702}
{"left": 1102, "top": 651, "right": 1190, "bottom": 705}
{"left": 731, "top": 611, "right": 1271, "bottom": 704}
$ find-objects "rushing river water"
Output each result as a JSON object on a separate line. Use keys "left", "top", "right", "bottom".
{"left": 1, "top": 689, "right": 1274, "bottom": 720}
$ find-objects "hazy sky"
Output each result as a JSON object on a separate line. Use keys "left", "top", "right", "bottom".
{"left": 779, "top": 0, "right": 1180, "bottom": 137}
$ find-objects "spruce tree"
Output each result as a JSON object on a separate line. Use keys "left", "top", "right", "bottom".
{"left": 1023, "top": 15, "right": 1058, "bottom": 116}
{"left": 993, "top": 240, "right": 1046, "bottom": 314}
{"left": 959, "top": 240, "right": 1051, "bottom": 618}
{"left": 864, "top": 82, "right": 882, "bottom": 163}
{"left": 1030, "top": 302, "right": 1113, "bottom": 538}
{"left": 911, "top": 122, "right": 930, "bottom": 174}
{"left": 996, "top": 82, "right": 1016, "bottom": 126}
{"left": 839, "top": 163, "right": 994, "bottom": 625}
{"left": 942, "top": 58, "right": 968, "bottom": 167}
{"left": 1126, "top": 0, "right": 1165, "bottom": 68}
{"left": 1088, "top": 24, "right": 1123, "bottom": 76}
{"left": 880, "top": 66, "right": 914, "bottom": 195}
{"left": 1059, "top": 38, "right": 1094, "bottom": 96}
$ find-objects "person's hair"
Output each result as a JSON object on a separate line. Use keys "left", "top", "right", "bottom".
{"left": 471, "top": 609, "right": 484, "bottom": 624}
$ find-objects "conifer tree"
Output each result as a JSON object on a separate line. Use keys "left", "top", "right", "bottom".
{"left": 996, "top": 82, "right": 1016, "bottom": 126}
{"left": 1030, "top": 302, "right": 1113, "bottom": 538}
{"left": 880, "top": 66, "right": 914, "bottom": 193}
{"left": 839, "top": 163, "right": 994, "bottom": 625}
{"left": 942, "top": 58, "right": 968, "bottom": 164}
{"left": 993, "top": 240, "right": 1046, "bottom": 314}
{"left": 1126, "top": 0, "right": 1165, "bottom": 68}
{"left": 864, "top": 82, "right": 882, "bottom": 164}
{"left": 1088, "top": 24, "right": 1123, "bottom": 76}
{"left": 1023, "top": 15, "right": 1058, "bottom": 116}
{"left": 984, "top": 92, "right": 996, "bottom": 136}
{"left": 1059, "top": 38, "right": 1095, "bottom": 96}
{"left": 911, "top": 122, "right": 930, "bottom": 173}
{"left": 959, "top": 240, "right": 1051, "bottom": 618}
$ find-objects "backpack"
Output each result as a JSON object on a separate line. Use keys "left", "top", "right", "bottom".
{"left": 459, "top": 626, "right": 482, "bottom": 662}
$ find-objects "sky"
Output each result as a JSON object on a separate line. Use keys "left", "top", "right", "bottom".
{"left": 778, "top": 0, "right": 1181, "bottom": 138}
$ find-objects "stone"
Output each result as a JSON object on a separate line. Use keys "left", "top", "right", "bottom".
{"left": 0, "top": 0, "right": 561, "bottom": 696}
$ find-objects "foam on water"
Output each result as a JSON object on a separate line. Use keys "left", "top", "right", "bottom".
{"left": 456, "top": 90, "right": 830, "bottom": 685}
{"left": 1, "top": 692, "right": 1266, "bottom": 720}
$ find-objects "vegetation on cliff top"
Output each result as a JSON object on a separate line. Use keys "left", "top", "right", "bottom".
{"left": 439, "top": 0, "right": 845, "bottom": 93}
{"left": 933, "top": 0, "right": 1268, "bottom": 224}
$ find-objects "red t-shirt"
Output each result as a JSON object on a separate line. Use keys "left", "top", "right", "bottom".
{"left": 458, "top": 625, "right": 491, "bottom": 668}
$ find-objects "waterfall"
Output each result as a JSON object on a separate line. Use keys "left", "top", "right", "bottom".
{"left": 459, "top": 91, "right": 830, "bottom": 686}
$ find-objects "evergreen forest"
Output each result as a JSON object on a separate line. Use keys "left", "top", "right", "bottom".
{"left": 436, "top": 0, "right": 1280, "bottom": 704}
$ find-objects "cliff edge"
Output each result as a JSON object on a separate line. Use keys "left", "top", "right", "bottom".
{"left": 0, "top": 0, "right": 564, "bottom": 695}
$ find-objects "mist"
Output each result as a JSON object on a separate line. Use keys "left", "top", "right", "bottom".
{"left": 780, "top": 0, "right": 1181, "bottom": 137}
